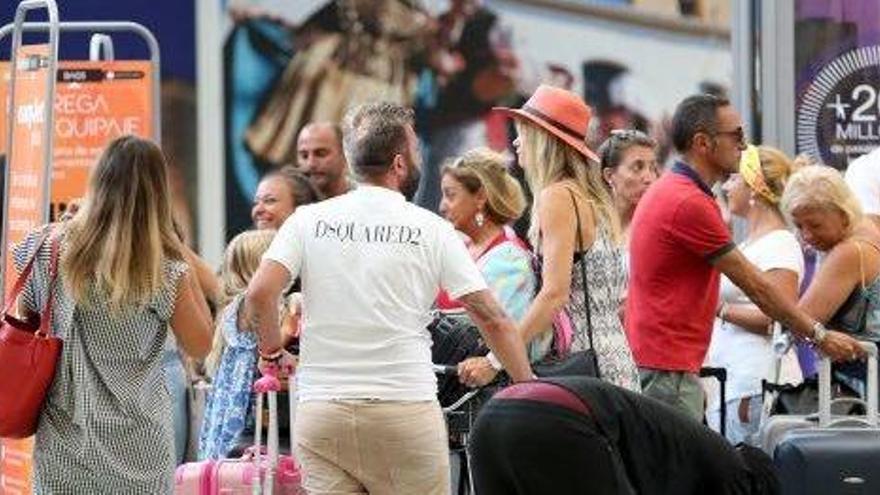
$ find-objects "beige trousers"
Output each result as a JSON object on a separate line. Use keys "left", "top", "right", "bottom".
{"left": 295, "top": 400, "right": 450, "bottom": 495}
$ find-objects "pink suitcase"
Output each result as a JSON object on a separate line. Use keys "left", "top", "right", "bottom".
{"left": 175, "top": 367, "right": 303, "bottom": 494}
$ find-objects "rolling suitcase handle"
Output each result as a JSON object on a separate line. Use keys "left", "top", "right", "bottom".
{"left": 253, "top": 366, "right": 285, "bottom": 495}
{"left": 700, "top": 366, "right": 727, "bottom": 438}
{"left": 287, "top": 368, "right": 297, "bottom": 457}
{"left": 760, "top": 323, "right": 787, "bottom": 425}
{"left": 818, "top": 341, "right": 878, "bottom": 428}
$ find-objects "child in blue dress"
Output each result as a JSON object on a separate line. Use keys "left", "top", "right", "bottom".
{"left": 198, "top": 229, "right": 288, "bottom": 459}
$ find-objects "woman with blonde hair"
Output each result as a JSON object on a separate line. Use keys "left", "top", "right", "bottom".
{"left": 705, "top": 145, "right": 804, "bottom": 443}
{"left": 199, "top": 229, "right": 282, "bottom": 459}
{"left": 783, "top": 166, "right": 880, "bottom": 390}
{"left": 13, "top": 135, "right": 213, "bottom": 493}
{"left": 437, "top": 148, "right": 545, "bottom": 380}
{"left": 461, "top": 85, "right": 639, "bottom": 390}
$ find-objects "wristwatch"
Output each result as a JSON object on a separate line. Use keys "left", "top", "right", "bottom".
{"left": 810, "top": 321, "right": 828, "bottom": 345}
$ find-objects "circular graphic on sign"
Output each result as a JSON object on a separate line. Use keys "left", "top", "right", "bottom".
{"left": 796, "top": 45, "right": 880, "bottom": 170}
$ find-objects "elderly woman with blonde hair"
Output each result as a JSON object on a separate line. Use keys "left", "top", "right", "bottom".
{"left": 783, "top": 166, "right": 880, "bottom": 385}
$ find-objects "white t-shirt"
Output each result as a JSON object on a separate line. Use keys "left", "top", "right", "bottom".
{"left": 705, "top": 229, "right": 804, "bottom": 403}
{"left": 846, "top": 147, "right": 880, "bottom": 216}
{"left": 264, "top": 185, "right": 487, "bottom": 402}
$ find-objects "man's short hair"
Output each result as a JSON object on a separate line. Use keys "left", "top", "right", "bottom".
{"left": 671, "top": 94, "right": 731, "bottom": 153}
{"left": 300, "top": 122, "right": 344, "bottom": 151}
{"left": 342, "top": 102, "right": 415, "bottom": 179}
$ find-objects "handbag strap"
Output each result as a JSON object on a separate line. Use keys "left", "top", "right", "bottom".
{"left": 2, "top": 228, "right": 61, "bottom": 336}
{"left": 2, "top": 228, "right": 51, "bottom": 314}
{"left": 567, "top": 189, "right": 600, "bottom": 378}
{"left": 38, "top": 234, "right": 61, "bottom": 336}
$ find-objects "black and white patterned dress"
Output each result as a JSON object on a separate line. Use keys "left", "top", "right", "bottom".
{"left": 14, "top": 225, "right": 187, "bottom": 494}
{"left": 567, "top": 226, "right": 641, "bottom": 392}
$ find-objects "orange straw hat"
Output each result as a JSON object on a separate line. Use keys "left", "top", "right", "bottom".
{"left": 494, "top": 84, "right": 599, "bottom": 162}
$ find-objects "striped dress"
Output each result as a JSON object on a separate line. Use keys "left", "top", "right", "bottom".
{"left": 14, "top": 225, "right": 187, "bottom": 494}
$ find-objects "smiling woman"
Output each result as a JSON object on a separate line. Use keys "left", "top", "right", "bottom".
{"left": 251, "top": 165, "right": 319, "bottom": 230}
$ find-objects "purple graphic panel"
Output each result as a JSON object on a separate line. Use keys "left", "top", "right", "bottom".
{"left": 795, "top": 0, "right": 880, "bottom": 169}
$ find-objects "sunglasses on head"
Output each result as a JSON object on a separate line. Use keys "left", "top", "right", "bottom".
{"left": 608, "top": 129, "right": 644, "bottom": 141}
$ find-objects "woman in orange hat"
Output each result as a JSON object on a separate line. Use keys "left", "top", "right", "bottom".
{"left": 458, "top": 84, "right": 639, "bottom": 391}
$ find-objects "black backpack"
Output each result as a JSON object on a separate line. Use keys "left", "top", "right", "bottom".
{"left": 428, "top": 312, "right": 488, "bottom": 407}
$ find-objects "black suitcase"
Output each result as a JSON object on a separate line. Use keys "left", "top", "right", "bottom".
{"left": 701, "top": 366, "right": 727, "bottom": 439}
{"left": 773, "top": 341, "right": 880, "bottom": 495}
{"left": 774, "top": 429, "right": 880, "bottom": 494}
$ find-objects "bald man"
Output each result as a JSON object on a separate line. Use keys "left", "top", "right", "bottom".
{"left": 297, "top": 122, "right": 352, "bottom": 199}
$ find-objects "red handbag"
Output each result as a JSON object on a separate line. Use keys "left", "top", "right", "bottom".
{"left": 0, "top": 231, "right": 62, "bottom": 438}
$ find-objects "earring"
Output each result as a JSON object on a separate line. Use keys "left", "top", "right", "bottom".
{"left": 475, "top": 212, "right": 485, "bottom": 228}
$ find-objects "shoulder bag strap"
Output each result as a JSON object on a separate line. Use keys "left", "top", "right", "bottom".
{"left": 37, "top": 234, "right": 61, "bottom": 337}
{"left": 2, "top": 228, "right": 52, "bottom": 315}
{"left": 567, "top": 189, "right": 600, "bottom": 378}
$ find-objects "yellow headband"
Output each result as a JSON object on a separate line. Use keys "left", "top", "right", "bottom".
{"left": 739, "top": 144, "right": 778, "bottom": 204}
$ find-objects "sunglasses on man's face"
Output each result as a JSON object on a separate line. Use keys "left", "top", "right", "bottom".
{"left": 713, "top": 127, "right": 746, "bottom": 145}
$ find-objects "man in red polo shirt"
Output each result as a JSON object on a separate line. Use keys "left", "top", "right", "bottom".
{"left": 626, "top": 94, "right": 865, "bottom": 421}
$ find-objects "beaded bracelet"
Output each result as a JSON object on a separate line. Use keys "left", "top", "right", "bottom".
{"left": 259, "top": 348, "right": 284, "bottom": 363}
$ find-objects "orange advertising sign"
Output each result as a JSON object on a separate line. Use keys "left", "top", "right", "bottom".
{"left": 4, "top": 44, "right": 52, "bottom": 294}
{"left": 2, "top": 60, "right": 152, "bottom": 219}
{"left": 1, "top": 44, "right": 52, "bottom": 495}
{"left": 51, "top": 61, "right": 152, "bottom": 219}
{"left": 0, "top": 63, "right": 9, "bottom": 155}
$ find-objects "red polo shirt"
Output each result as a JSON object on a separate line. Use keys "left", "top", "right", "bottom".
{"left": 625, "top": 162, "right": 734, "bottom": 373}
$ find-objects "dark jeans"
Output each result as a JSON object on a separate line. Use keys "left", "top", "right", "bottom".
{"left": 469, "top": 398, "right": 633, "bottom": 494}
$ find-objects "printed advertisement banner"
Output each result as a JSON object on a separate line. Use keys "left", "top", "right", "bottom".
{"left": 795, "top": 0, "right": 880, "bottom": 169}
{"left": 220, "top": 1, "right": 732, "bottom": 235}
{"left": 3, "top": 44, "right": 52, "bottom": 294}
{"left": 1, "top": 60, "right": 153, "bottom": 217}
{"left": 51, "top": 60, "right": 153, "bottom": 217}
{"left": 1, "top": 43, "right": 52, "bottom": 495}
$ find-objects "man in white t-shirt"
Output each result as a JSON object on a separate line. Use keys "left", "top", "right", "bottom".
{"left": 240, "top": 102, "right": 533, "bottom": 494}
{"left": 845, "top": 147, "right": 880, "bottom": 228}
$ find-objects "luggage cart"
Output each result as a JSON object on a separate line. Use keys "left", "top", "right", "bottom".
{"left": 434, "top": 364, "right": 495, "bottom": 495}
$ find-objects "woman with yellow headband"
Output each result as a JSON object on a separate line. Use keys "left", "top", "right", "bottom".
{"left": 705, "top": 145, "right": 804, "bottom": 444}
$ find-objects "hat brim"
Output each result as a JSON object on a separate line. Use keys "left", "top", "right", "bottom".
{"left": 493, "top": 107, "right": 599, "bottom": 163}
